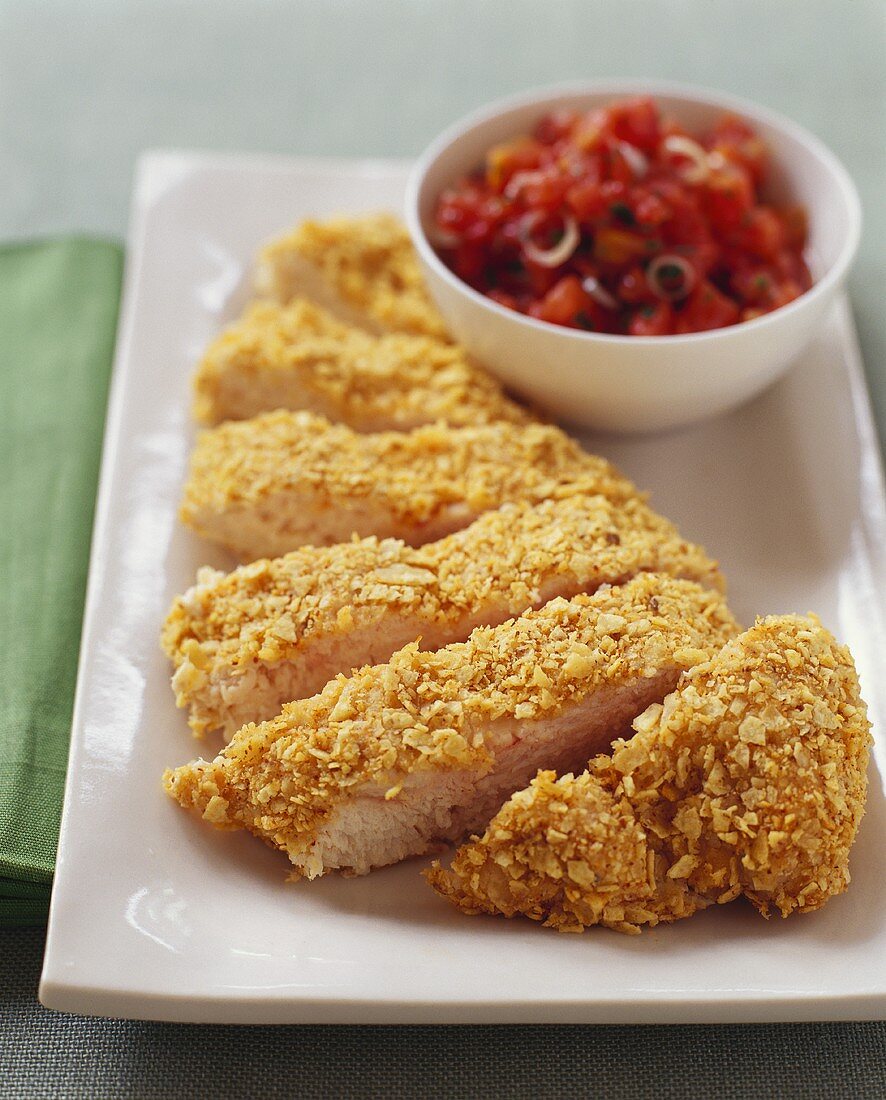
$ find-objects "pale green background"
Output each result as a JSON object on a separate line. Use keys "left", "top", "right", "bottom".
{"left": 1, "top": 0, "right": 884, "bottom": 430}
{"left": 2, "top": 1, "right": 885, "bottom": 1095}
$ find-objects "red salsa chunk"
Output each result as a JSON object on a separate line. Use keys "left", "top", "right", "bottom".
{"left": 433, "top": 97, "right": 812, "bottom": 335}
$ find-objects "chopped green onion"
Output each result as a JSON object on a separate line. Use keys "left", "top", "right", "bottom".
{"left": 610, "top": 202, "right": 636, "bottom": 226}
{"left": 646, "top": 254, "right": 696, "bottom": 301}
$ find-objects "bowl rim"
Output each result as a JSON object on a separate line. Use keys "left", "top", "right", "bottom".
{"left": 405, "top": 78, "right": 862, "bottom": 347}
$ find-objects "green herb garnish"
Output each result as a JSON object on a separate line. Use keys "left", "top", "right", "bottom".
{"left": 657, "top": 262, "right": 683, "bottom": 284}
{"left": 610, "top": 202, "right": 636, "bottom": 226}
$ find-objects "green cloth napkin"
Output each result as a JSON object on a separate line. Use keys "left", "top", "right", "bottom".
{"left": 0, "top": 238, "right": 124, "bottom": 925}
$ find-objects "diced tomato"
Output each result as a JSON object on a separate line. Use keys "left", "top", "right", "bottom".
{"left": 487, "top": 288, "right": 519, "bottom": 311}
{"left": 449, "top": 241, "right": 487, "bottom": 283}
{"left": 778, "top": 204, "right": 808, "bottom": 251}
{"left": 433, "top": 97, "right": 811, "bottom": 336}
{"left": 708, "top": 114, "right": 756, "bottom": 145}
{"left": 629, "top": 302, "right": 674, "bottom": 336}
{"left": 523, "top": 262, "right": 561, "bottom": 299}
{"left": 729, "top": 262, "right": 804, "bottom": 313}
{"left": 534, "top": 109, "right": 580, "bottom": 145}
{"left": 566, "top": 178, "right": 606, "bottom": 221}
{"left": 557, "top": 148, "right": 600, "bottom": 181}
{"left": 617, "top": 266, "right": 653, "bottom": 304}
{"left": 602, "top": 140, "right": 637, "bottom": 185}
{"left": 661, "top": 198, "right": 718, "bottom": 276}
{"left": 644, "top": 174, "right": 687, "bottom": 207}
{"left": 594, "top": 228, "right": 649, "bottom": 265}
{"left": 675, "top": 281, "right": 740, "bottom": 333}
{"left": 773, "top": 248, "right": 812, "bottom": 289}
{"left": 708, "top": 115, "right": 767, "bottom": 184}
{"left": 598, "top": 179, "right": 628, "bottom": 206}
{"left": 769, "top": 278, "right": 804, "bottom": 310}
{"left": 739, "top": 279, "right": 803, "bottom": 320}
{"left": 506, "top": 168, "right": 571, "bottom": 211}
{"left": 462, "top": 217, "right": 497, "bottom": 244}
{"left": 529, "top": 277, "right": 616, "bottom": 331}
{"left": 528, "top": 275, "right": 590, "bottom": 327}
{"left": 659, "top": 118, "right": 690, "bottom": 142}
{"left": 711, "top": 138, "right": 767, "bottom": 185}
{"left": 702, "top": 163, "right": 754, "bottom": 233}
{"left": 730, "top": 266, "right": 777, "bottom": 306}
{"left": 633, "top": 188, "right": 671, "bottom": 228}
{"left": 608, "top": 96, "right": 662, "bottom": 152}
{"left": 436, "top": 187, "right": 484, "bottom": 234}
{"left": 572, "top": 108, "right": 610, "bottom": 153}
{"left": 578, "top": 303, "right": 615, "bottom": 332}
{"left": 734, "top": 206, "right": 785, "bottom": 260}
{"left": 485, "top": 138, "right": 545, "bottom": 191}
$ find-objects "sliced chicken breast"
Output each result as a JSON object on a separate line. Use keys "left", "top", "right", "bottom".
{"left": 163, "top": 574, "right": 738, "bottom": 879}
{"left": 180, "top": 411, "right": 638, "bottom": 560}
{"left": 429, "top": 615, "right": 871, "bottom": 933}
{"left": 254, "top": 212, "right": 449, "bottom": 340}
{"left": 165, "top": 494, "right": 724, "bottom": 739}
{"left": 193, "top": 298, "right": 530, "bottom": 429}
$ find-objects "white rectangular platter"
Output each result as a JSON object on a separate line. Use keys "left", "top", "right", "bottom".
{"left": 40, "top": 153, "right": 886, "bottom": 1023}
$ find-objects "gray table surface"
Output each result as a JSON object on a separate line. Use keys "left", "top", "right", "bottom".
{"left": 2, "top": 1, "right": 884, "bottom": 1095}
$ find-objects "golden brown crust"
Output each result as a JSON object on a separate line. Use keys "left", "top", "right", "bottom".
{"left": 193, "top": 298, "right": 531, "bottom": 429}
{"left": 163, "top": 575, "right": 738, "bottom": 872}
{"left": 429, "top": 615, "right": 871, "bottom": 932}
{"left": 427, "top": 769, "right": 705, "bottom": 934}
{"left": 255, "top": 213, "right": 448, "bottom": 339}
{"left": 605, "top": 614, "right": 871, "bottom": 918}
{"left": 179, "top": 411, "right": 639, "bottom": 555}
{"left": 163, "top": 494, "right": 725, "bottom": 737}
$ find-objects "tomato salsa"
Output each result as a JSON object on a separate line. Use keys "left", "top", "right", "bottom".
{"left": 433, "top": 97, "right": 811, "bottom": 335}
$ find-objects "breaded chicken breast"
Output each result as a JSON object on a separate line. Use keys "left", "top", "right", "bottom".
{"left": 180, "top": 411, "right": 638, "bottom": 559}
{"left": 163, "top": 574, "right": 738, "bottom": 879}
{"left": 429, "top": 615, "right": 871, "bottom": 933}
{"left": 193, "top": 299, "right": 530, "bottom": 429}
{"left": 165, "top": 494, "right": 724, "bottom": 739}
{"left": 254, "top": 212, "right": 448, "bottom": 340}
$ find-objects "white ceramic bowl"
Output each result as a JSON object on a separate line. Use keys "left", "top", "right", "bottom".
{"left": 406, "top": 81, "right": 861, "bottom": 434}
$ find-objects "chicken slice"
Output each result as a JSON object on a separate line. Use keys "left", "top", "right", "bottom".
{"left": 192, "top": 298, "right": 530, "bottom": 429}
{"left": 163, "top": 574, "right": 738, "bottom": 879}
{"left": 254, "top": 212, "right": 448, "bottom": 340}
{"left": 428, "top": 615, "right": 871, "bottom": 933}
{"left": 165, "top": 494, "right": 724, "bottom": 739}
{"left": 180, "top": 411, "right": 637, "bottom": 559}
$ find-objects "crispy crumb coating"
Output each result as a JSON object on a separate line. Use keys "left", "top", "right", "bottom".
{"left": 427, "top": 769, "right": 701, "bottom": 934}
{"left": 179, "top": 411, "right": 638, "bottom": 558}
{"left": 163, "top": 575, "right": 738, "bottom": 877}
{"left": 254, "top": 212, "right": 448, "bottom": 339}
{"left": 192, "top": 298, "right": 531, "bottom": 429}
{"left": 429, "top": 616, "right": 871, "bottom": 933}
{"left": 163, "top": 494, "right": 725, "bottom": 738}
